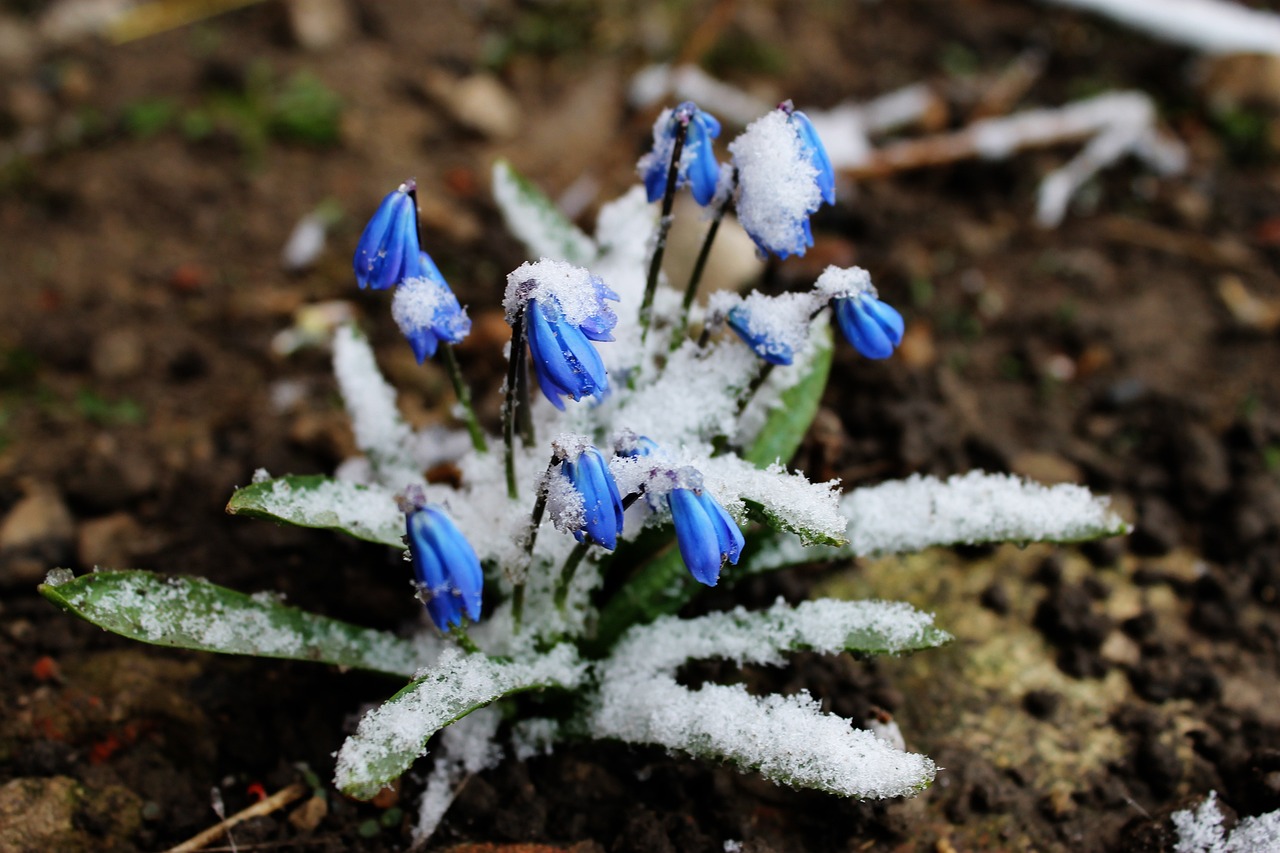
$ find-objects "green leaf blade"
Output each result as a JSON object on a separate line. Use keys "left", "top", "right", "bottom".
{"left": 744, "top": 324, "right": 833, "bottom": 468}
{"left": 38, "top": 570, "right": 423, "bottom": 677}
{"left": 226, "top": 474, "right": 404, "bottom": 548}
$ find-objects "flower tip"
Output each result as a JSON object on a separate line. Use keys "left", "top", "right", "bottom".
{"left": 837, "top": 295, "right": 905, "bottom": 360}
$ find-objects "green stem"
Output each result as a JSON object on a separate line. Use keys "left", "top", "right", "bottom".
{"left": 451, "top": 627, "right": 481, "bottom": 655}
{"left": 639, "top": 116, "right": 690, "bottom": 344}
{"left": 440, "top": 344, "right": 487, "bottom": 454}
{"left": 513, "top": 455, "right": 558, "bottom": 632}
{"left": 554, "top": 541, "right": 591, "bottom": 612}
{"left": 671, "top": 170, "right": 736, "bottom": 351}
{"left": 502, "top": 311, "right": 527, "bottom": 501}
{"left": 736, "top": 362, "right": 776, "bottom": 419}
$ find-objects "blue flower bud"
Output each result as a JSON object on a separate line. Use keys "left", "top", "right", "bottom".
{"left": 789, "top": 108, "right": 836, "bottom": 207}
{"left": 835, "top": 293, "right": 904, "bottom": 360}
{"left": 526, "top": 297, "right": 610, "bottom": 410}
{"left": 559, "top": 446, "right": 625, "bottom": 550}
{"left": 354, "top": 181, "right": 420, "bottom": 290}
{"left": 668, "top": 487, "right": 745, "bottom": 587}
{"left": 405, "top": 504, "right": 483, "bottom": 632}
{"left": 391, "top": 252, "right": 471, "bottom": 363}
{"left": 638, "top": 102, "right": 723, "bottom": 207}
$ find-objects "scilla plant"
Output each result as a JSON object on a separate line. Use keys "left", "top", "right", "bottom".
{"left": 40, "top": 100, "right": 1127, "bottom": 839}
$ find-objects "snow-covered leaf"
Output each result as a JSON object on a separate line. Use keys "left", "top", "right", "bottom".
{"left": 588, "top": 599, "right": 946, "bottom": 797}
{"left": 738, "top": 471, "right": 1131, "bottom": 575}
{"left": 336, "top": 645, "right": 587, "bottom": 800}
{"left": 492, "top": 160, "right": 596, "bottom": 265}
{"left": 38, "top": 570, "right": 423, "bottom": 677}
{"left": 227, "top": 474, "right": 403, "bottom": 548}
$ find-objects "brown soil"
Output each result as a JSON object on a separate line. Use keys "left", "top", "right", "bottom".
{"left": 2, "top": 1, "right": 1279, "bottom": 851}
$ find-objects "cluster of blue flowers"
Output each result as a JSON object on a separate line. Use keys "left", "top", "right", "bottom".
{"left": 353, "top": 180, "right": 471, "bottom": 363}
{"left": 349, "top": 95, "right": 906, "bottom": 634}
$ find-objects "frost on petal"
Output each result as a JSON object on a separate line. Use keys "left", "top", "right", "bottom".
{"left": 730, "top": 109, "right": 823, "bottom": 258}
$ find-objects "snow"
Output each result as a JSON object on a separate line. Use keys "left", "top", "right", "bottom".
{"left": 1172, "top": 791, "right": 1280, "bottom": 853}
{"left": 332, "top": 325, "right": 422, "bottom": 491}
{"left": 1041, "top": 0, "right": 1280, "bottom": 56}
{"left": 503, "top": 258, "right": 612, "bottom": 328}
{"left": 729, "top": 109, "right": 821, "bottom": 255}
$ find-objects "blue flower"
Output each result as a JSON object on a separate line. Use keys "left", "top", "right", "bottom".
{"left": 668, "top": 487, "right": 745, "bottom": 587}
{"left": 639, "top": 102, "right": 722, "bottom": 207}
{"left": 729, "top": 101, "right": 836, "bottom": 259}
{"left": 526, "top": 296, "right": 610, "bottom": 410}
{"left": 575, "top": 276, "right": 622, "bottom": 343}
{"left": 834, "top": 293, "right": 904, "bottom": 360}
{"left": 354, "top": 180, "right": 420, "bottom": 290}
{"left": 726, "top": 303, "right": 796, "bottom": 366}
{"left": 559, "top": 446, "right": 625, "bottom": 550}
{"left": 406, "top": 504, "right": 483, "bottom": 632}
{"left": 392, "top": 252, "right": 471, "bottom": 362}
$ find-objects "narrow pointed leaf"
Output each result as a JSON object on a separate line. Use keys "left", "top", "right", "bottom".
{"left": 743, "top": 324, "right": 833, "bottom": 467}
{"left": 492, "top": 160, "right": 596, "bottom": 265}
{"left": 226, "top": 474, "right": 404, "bottom": 548}
{"left": 38, "top": 570, "right": 423, "bottom": 677}
{"left": 336, "top": 645, "right": 586, "bottom": 799}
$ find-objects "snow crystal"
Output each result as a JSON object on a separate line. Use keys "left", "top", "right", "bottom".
{"left": 729, "top": 109, "right": 821, "bottom": 256}
{"left": 44, "top": 567, "right": 74, "bottom": 587}
{"left": 390, "top": 274, "right": 469, "bottom": 342}
{"left": 544, "top": 467, "right": 585, "bottom": 536}
{"left": 1173, "top": 791, "right": 1280, "bottom": 853}
{"left": 714, "top": 289, "right": 822, "bottom": 365}
{"left": 700, "top": 455, "right": 846, "bottom": 546}
{"left": 510, "top": 718, "right": 560, "bottom": 761}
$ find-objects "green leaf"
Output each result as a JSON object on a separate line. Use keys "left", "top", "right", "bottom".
{"left": 492, "top": 160, "right": 596, "bottom": 265}
{"left": 226, "top": 474, "right": 404, "bottom": 548}
{"left": 592, "top": 542, "right": 691, "bottom": 654}
{"left": 335, "top": 645, "right": 585, "bottom": 799}
{"left": 38, "top": 570, "right": 423, "bottom": 677}
{"left": 744, "top": 324, "right": 832, "bottom": 467}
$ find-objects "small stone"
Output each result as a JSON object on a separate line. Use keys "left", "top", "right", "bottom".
{"left": 1023, "top": 689, "right": 1061, "bottom": 720}
{"left": 424, "top": 70, "right": 522, "bottom": 140}
{"left": 90, "top": 328, "right": 146, "bottom": 380}
{"left": 77, "top": 512, "right": 150, "bottom": 569}
{"left": 0, "top": 480, "right": 75, "bottom": 586}
{"left": 288, "top": 795, "right": 328, "bottom": 833}
{"left": 284, "top": 0, "right": 353, "bottom": 51}
{"left": 1010, "top": 450, "right": 1083, "bottom": 485}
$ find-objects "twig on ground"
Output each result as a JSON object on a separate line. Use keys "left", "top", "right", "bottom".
{"left": 165, "top": 783, "right": 308, "bottom": 853}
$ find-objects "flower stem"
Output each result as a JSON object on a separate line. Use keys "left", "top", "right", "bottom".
{"left": 554, "top": 541, "right": 591, "bottom": 613}
{"left": 512, "top": 455, "right": 557, "bottom": 632}
{"left": 440, "top": 343, "right": 487, "bottom": 454}
{"left": 502, "top": 310, "right": 527, "bottom": 501}
{"left": 452, "top": 628, "right": 481, "bottom": 655}
{"left": 639, "top": 116, "right": 690, "bottom": 344}
{"left": 736, "top": 362, "right": 776, "bottom": 418}
{"left": 671, "top": 171, "right": 736, "bottom": 351}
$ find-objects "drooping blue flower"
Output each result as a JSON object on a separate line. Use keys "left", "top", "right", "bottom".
{"left": 668, "top": 487, "right": 745, "bottom": 587}
{"left": 723, "top": 292, "right": 817, "bottom": 366}
{"left": 638, "top": 101, "right": 722, "bottom": 207}
{"left": 616, "top": 432, "right": 660, "bottom": 458}
{"left": 405, "top": 504, "right": 483, "bottom": 632}
{"left": 834, "top": 293, "right": 905, "bottom": 360}
{"left": 574, "top": 276, "right": 622, "bottom": 342}
{"left": 559, "top": 446, "right": 625, "bottom": 550}
{"left": 729, "top": 101, "right": 836, "bottom": 259}
{"left": 391, "top": 252, "right": 471, "bottom": 363}
{"left": 526, "top": 296, "right": 610, "bottom": 410}
{"left": 354, "top": 180, "right": 420, "bottom": 290}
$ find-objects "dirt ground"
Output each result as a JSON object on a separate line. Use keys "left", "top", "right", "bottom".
{"left": 2, "top": 0, "right": 1279, "bottom": 850}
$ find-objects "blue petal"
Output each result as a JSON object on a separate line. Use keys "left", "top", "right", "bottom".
{"left": 699, "top": 491, "right": 744, "bottom": 565}
{"left": 836, "top": 296, "right": 902, "bottom": 360}
{"left": 406, "top": 507, "right": 483, "bottom": 630}
{"left": 643, "top": 159, "right": 669, "bottom": 204}
{"left": 568, "top": 448, "right": 623, "bottom": 550}
{"left": 406, "top": 327, "right": 439, "bottom": 363}
{"left": 792, "top": 110, "right": 836, "bottom": 207}
{"left": 669, "top": 488, "right": 723, "bottom": 586}
{"left": 686, "top": 120, "right": 721, "bottom": 207}
{"left": 695, "top": 110, "right": 721, "bottom": 140}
